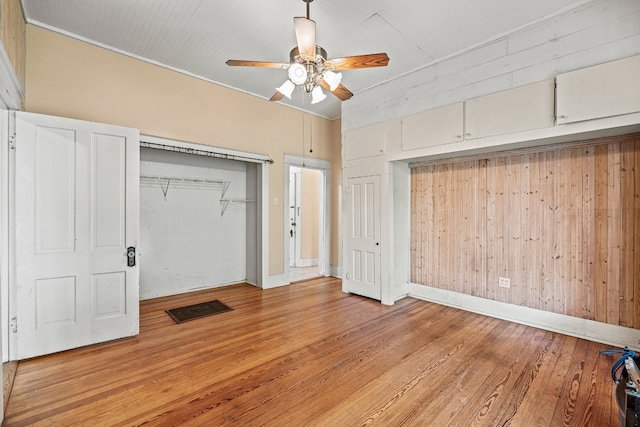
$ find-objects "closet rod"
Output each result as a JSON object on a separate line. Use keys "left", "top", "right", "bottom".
{"left": 140, "top": 175, "right": 229, "bottom": 185}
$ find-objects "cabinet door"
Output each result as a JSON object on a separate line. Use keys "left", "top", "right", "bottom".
{"left": 401, "top": 102, "right": 463, "bottom": 151}
{"left": 556, "top": 55, "right": 640, "bottom": 124}
{"left": 465, "top": 79, "right": 555, "bottom": 139}
{"left": 344, "top": 123, "right": 386, "bottom": 161}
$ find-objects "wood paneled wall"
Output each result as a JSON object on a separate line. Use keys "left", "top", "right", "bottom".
{"left": 0, "top": 0, "right": 26, "bottom": 86}
{"left": 410, "top": 133, "right": 640, "bottom": 329}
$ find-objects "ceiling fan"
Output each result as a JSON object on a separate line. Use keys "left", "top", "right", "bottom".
{"left": 226, "top": 0, "right": 389, "bottom": 104}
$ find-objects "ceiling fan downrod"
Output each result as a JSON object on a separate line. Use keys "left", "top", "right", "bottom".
{"left": 303, "top": 0, "right": 313, "bottom": 20}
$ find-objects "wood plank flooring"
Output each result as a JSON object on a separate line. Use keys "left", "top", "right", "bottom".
{"left": 4, "top": 277, "right": 620, "bottom": 426}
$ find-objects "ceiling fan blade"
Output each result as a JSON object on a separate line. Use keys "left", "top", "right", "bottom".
{"left": 269, "top": 91, "right": 285, "bottom": 102}
{"left": 320, "top": 80, "right": 353, "bottom": 101}
{"left": 294, "top": 17, "right": 316, "bottom": 61}
{"left": 325, "top": 53, "right": 390, "bottom": 70}
{"left": 226, "top": 60, "right": 289, "bottom": 69}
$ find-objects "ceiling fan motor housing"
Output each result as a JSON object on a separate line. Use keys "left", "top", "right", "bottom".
{"left": 289, "top": 46, "right": 329, "bottom": 92}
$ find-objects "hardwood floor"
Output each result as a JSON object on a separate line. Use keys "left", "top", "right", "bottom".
{"left": 4, "top": 277, "right": 620, "bottom": 426}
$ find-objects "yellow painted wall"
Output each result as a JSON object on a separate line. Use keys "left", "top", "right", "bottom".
{"left": 24, "top": 24, "right": 342, "bottom": 277}
{"left": 300, "top": 168, "right": 320, "bottom": 260}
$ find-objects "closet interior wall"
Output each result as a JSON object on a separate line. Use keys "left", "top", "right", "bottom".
{"left": 139, "top": 148, "right": 254, "bottom": 300}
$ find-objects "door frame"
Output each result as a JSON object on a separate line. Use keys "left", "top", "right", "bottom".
{"left": 283, "top": 155, "right": 330, "bottom": 281}
{"left": 0, "top": 111, "right": 11, "bottom": 363}
{"left": 288, "top": 167, "right": 302, "bottom": 268}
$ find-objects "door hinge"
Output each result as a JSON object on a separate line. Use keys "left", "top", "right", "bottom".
{"left": 10, "top": 316, "right": 17, "bottom": 333}
{"left": 9, "top": 132, "right": 16, "bottom": 150}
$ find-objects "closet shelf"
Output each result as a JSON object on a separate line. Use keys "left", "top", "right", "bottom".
{"left": 141, "top": 175, "right": 251, "bottom": 216}
{"left": 140, "top": 175, "right": 230, "bottom": 200}
{"left": 220, "top": 199, "right": 256, "bottom": 216}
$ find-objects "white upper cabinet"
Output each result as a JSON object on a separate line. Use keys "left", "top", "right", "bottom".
{"left": 465, "top": 79, "right": 555, "bottom": 139}
{"left": 344, "top": 121, "right": 388, "bottom": 161}
{"left": 401, "top": 102, "right": 463, "bottom": 151}
{"left": 556, "top": 55, "right": 640, "bottom": 124}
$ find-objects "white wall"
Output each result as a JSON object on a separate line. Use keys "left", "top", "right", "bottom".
{"left": 139, "top": 148, "right": 249, "bottom": 299}
{"left": 343, "top": 0, "right": 640, "bottom": 133}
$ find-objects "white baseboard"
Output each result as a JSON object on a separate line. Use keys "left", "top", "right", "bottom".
{"left": 139, "top": 280, "right": 246, "bottom": 300}
{"left": 262, "top": 273, "right": 289, "bottom": 289}
{"left": 329, "top": 265, "right": 341, "bottom": 278}
{"left": 297, "top": 258, "right": 318, "bottom": 268}
{"left": 409, "top": 283, "right": 640, "bottom": 350}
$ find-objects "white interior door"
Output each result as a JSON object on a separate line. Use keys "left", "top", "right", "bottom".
{"left": 344, "top": 175, "right": 381, "bottom": 300}
{"left": 12, "top": 111, "right": 139, "bottom": 360}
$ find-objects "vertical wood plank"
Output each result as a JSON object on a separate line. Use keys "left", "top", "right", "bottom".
{"left": 569, "top": 148, "right": 583, "bottom": 319}
{"left": 529, "top": 152, "right": 541, "bottom": 310}
{"left": 410, "top": 169, "right": 418, "bottom": 283}
{"left": 555, "top": 149, "right": 569, "bottom": 315}
{"left": 582, "top": 145, "right": 595, "bottom": 320}
{"left": 540, "top": 150, "right": 553, "bottom": 311}
{"left": 634, "top": 140, "right": 640, "bottom": 329}
{"left": 508, "top": 155, "right": 520, "bottom": 305}
{"left": 619, "top": 141, "right": 634, "bottom": 328}
{"left": 436, "top": 164, "right": 447, "bottom": 288}
{"left": 425, "top": 166, "right": 434, "bottom": 286}
{"left": 475, "top": 159, "right": 488, "bottom": 297}
{"left": 606, "top": 143, "right": 621, "bottom": 325}
{"left": 519, "top": 154, "right": 531, "bottom": 307}
{"left": 593, "top": 144, "right": 608, "bottom": 323}
{"left": 462, "top": 162, "right": 470, "bottom": 295}
{"left": 486, "top": 157, "right": 498, "bottom": 301}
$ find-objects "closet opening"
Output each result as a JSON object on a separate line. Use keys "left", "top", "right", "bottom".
{"left": 139, "top": 136, "right": 268, "bottom": 299}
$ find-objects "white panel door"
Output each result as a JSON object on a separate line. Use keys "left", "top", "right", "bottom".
{"left": 344, "top": 175, "right": 381, "bottom": 300}
{"left": 13, "top": 111, "right": 139, "bottom": 360}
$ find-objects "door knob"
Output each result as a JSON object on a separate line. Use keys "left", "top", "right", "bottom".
{"left": 127, "top": 246, "right": 136, "bottom": 267}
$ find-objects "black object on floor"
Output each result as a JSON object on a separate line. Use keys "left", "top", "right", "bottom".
{"left": 166, "top": 300, "right": 233, "bottom": 324}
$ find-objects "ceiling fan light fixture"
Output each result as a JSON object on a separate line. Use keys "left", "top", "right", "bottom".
{"left": 288, "top": 63, "right": 308, "bottom": 85}
{"left": 323, "top": 70, "right": 342, "bottom": 91}
{"left": 276, "top": 80, "right": 296, "bottom": 99}
{"left": 310, "top": 85, "right": 326, "bottom": 104}
{"left": 225, "top": 0, "right": 387, "bottom": 106}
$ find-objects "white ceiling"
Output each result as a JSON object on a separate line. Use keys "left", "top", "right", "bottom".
{"left": 21, "top": 0, "right": 593, "bottom": 119}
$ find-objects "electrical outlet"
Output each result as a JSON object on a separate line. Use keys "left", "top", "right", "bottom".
{"left": 498, "top": 277, "right": 510, "bottom": 288}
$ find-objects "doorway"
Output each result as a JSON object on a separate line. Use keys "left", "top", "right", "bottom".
{"left": 289, "top": 166, "right": 321, "bottom": 282}
{"left": 284, "top": 155, "right": 330, "bottom": 283}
